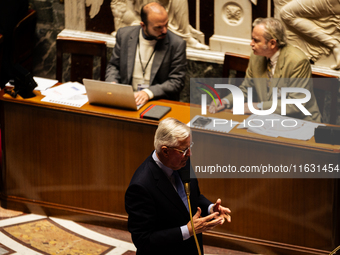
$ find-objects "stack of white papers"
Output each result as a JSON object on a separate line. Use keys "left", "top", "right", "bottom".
{"left": 238, "top": 114, "right": 324, "bottom": 140}
{"left": 41, "top": 82, "right": 88, "bottom": 107}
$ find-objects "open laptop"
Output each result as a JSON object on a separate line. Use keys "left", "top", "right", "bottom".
{"left": 83, "top": 78, "right": 144, "bottom": 111}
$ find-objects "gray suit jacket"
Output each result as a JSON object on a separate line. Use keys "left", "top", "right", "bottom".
{"left": 106, "top": 25, "right": 186, "bottom": 101}
{"left": 225, "top": 44, "right": 321, "bottom": 122}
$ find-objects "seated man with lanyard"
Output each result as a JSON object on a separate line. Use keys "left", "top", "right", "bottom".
{"left": 106, "top": 2, "right": 186, "bottom": 106}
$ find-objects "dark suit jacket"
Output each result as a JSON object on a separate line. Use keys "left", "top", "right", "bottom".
{"left": 125, "top": 154, "right": 211, "bottom": 255}
{"left": 105, "top": 25, "right": 186, "bottom": 101}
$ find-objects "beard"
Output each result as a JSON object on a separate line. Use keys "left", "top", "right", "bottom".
{"left": 144, "top": 26, "right": 166, "bottom": 40}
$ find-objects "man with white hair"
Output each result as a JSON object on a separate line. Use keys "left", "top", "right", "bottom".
{"left": 125, "top": 117, "right": 231, "bottom": 255}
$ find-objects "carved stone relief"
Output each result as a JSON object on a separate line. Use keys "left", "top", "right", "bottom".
{"left": 223, "top": 2, "right": 243, "bottom": 26}
{"left": 108, "top": 0, "right": 209, "bottom": 50}
{"left": 110, "top": 0, "right": 140, "bottom": 31}
{"left": 210, "top": 0, "right": 252, "bottom": 55}
{"left": 274, "top": 0, "right": 340, "bottom": 70}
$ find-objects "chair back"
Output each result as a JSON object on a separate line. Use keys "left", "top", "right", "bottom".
{"left": 56, "top": 36, "right": 107, "bottom": 84}
{"left": 223, "top": 52, "right": 249, "bottom": 86}
{"left": 312, "top": 72, "right": 339, "bottom": 124}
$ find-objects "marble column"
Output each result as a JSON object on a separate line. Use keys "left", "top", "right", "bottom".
{"left": 65, "top": 0, "right": 86, "bottom": 31}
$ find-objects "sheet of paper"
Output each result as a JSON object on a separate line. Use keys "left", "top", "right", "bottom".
{"left": 238, "top": 114, "right": 324, "bottom": 140}
{"left": 40, "top": 82, "right": 88, "bottom": 108}
{"left": 33, "top": 77, "right": 58, "bottom": 91}
{"left": 41, "top": 82, "right": 86, "bottom": 97}
{"left": 41, "top": 94, "right": 88, "bottom": 108}
{"left": 4, "top": 82, "right": 14, "bottom": 87}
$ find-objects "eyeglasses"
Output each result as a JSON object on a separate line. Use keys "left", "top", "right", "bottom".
{"left": 171, "top": 142, "right": 194, "bottom": 156}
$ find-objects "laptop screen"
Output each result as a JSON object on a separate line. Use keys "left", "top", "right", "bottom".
{"left": 83, "top": 79, "right": 144, "bottom": 111}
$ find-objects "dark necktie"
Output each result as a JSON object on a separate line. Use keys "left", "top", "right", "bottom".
{"left": 173, "top": 171, "right": 189, "bottom": 212}
{"left": 267, "top": 59, "right": 273, "bottom": 97}
{"left": 267, "top": 59, "right": 273, "bottom": 79}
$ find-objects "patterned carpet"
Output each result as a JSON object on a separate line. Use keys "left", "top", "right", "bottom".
{"left": 0, "top": 212, "right": 136, "bottom": 255}
{"left": 0, "top": 207, "right": 252, "bottom": 255}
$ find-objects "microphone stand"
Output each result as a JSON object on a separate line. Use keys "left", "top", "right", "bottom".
{"left": 184, "top": 182, "right": 202, "bottom": 255}
{"left": 329, "top": 245, "right": 340, "bottom": 255}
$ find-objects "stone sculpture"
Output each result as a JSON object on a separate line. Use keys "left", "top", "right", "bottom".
{"left": 275, "top": 0, "right": 340, "bottom": 69}
{"left": 110, "top": 0, "right": 210, "bottom": 50}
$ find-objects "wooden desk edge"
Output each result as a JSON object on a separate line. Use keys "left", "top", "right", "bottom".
{"left": 1, "top": 89, "right": 340, "bottom": 154}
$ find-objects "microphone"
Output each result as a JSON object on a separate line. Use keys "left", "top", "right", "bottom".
{"left": 179, "top": 158, "right": 191, "bottom": 196}
{"left": 179, "top": 158, "right": 202, "bottom": 255}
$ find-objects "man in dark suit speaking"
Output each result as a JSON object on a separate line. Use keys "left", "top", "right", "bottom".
{"left": 106, "top": 2, "right": 186, "bottom": 106}
{"left": 125, "top": 117, "right": 231, "bottom": 255}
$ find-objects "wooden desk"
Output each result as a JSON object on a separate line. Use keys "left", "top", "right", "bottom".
{"left": 1, "top": 90, "right": 339, "bottom": 255}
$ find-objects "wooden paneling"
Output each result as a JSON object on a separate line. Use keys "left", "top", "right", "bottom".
{"left": 1, "top": 91, "right": 339, "bottom": 255}
{"left": 2, "top": 102, "right": 155, "bottom": 215}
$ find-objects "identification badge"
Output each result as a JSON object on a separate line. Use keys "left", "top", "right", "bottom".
{"left": 137, "top": 84, "right": 149, "bottom": 91}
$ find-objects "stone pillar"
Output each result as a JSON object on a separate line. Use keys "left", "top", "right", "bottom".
{"left": 65, "top": 0, "right": 86, "bottom": 31}
{"left": 209, "top": 0, "right": 252, "bottom": 56}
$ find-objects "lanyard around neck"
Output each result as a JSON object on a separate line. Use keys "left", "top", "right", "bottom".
{"left": 137, "top": 40, "right": 156, "bottom": 80}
